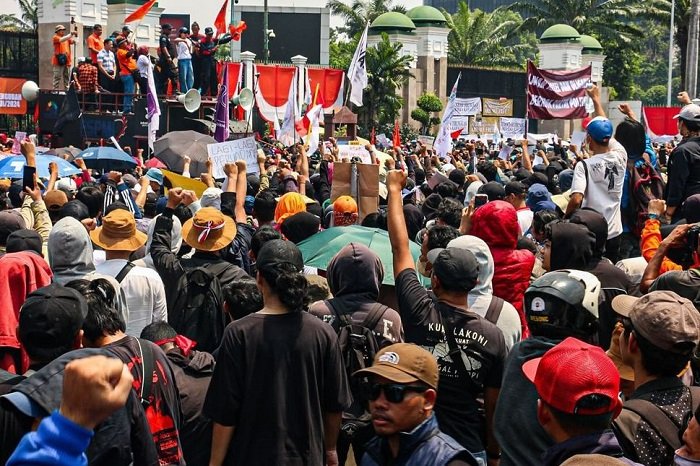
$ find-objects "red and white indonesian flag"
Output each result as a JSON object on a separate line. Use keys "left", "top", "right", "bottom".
{"left": 527, "top": 61, "right": 592, "bottom": 120}
{"left": 434, "top": 72, "right": 461, "bottom": 157}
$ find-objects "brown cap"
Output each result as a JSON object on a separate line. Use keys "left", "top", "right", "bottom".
{"left": 612, "top": 291, "right": 700, "bottom": 354}
{"left": 55, "top": 25, "right": 66, "bottom": 32}
{"left": 561, "top": 454, "right": 629, "bottom": 466}
{"left": 354, "top": 343, "right": 438, "bottom": 389}
{"left": 90, "top": 209, "right": 147, "bottom": 251}
{"left": 44, "top": 190, "right": 68, "bottom": 211}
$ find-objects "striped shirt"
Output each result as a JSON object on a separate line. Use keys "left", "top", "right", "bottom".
{"left": 96, "top": 49, "right": 116, "bottom": 74}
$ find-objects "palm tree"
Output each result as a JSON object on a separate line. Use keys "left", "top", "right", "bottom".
{"left": 508, "top": 0, "right": 670, "bottom": 43}
{"left": 0, "top": 0, "right": 38, "bottom": 32}
{"left": 444, "top": 3, "right": 536, "bottom": 69}
{"left": 327, "top": 0, "right": 406, "bottom": 38}
{"left": 360, "top": 33, "right": 413, "bottom": 130}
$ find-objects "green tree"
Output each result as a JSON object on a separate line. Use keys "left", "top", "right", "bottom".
{"left": 329, "top": 28, "right": 357, "bottom": 71}
{"left": 359, "top": 33, "right": 413, "bottom": 131}
{"left": 444, "top": 3, "right": 537, "bottom": 69}
{"left": 326, "top": 0, "right": 406, "bottom": 38}
{"left": 411, "top": 92, "right": 443, "bottom": 135}
{"left": 0, "top": 0, "right": 37, "bottom": 31}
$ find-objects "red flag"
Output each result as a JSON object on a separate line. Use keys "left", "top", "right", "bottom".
{"left": 450, "top": 127, "right": 465, "bottom": 139}
{"left": 124, "top": 0, "right": 157, "bottom": 23}
{"left": 370, "top": 127, "right": 376, "bottom": 145}
{"left": 392, "top": 120, "right": 401, "bottom": 148}
{"left": 214, "top": 0, "right": 229, "bottom": 37}
{"left": 229, "top": 21, "right": 247, "bottom": 41}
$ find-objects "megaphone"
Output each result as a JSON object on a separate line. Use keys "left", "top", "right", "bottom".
{"left": 21, "top": 81, "right": 39, "bottom": 102}
{"left": 231, "top": 88, "right": 254, "bottom": 111}
{"left": 177, "top": 89, "right": 201, "bottom": 113}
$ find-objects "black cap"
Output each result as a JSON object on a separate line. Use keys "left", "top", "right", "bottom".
{"left": 161, "top": 23, "right": 172, "bottom": 30}
{"left": 505, "top": 181, "right": 527, "bottom": 197}
{"left": 6, "top": 229, "right": 43, "bottom": 256}
{"left": 0, "top": 210, "right": 25, "bottom": 245}
{"left": 427, "top": 248, "right": 479, "bottom": 292}
{"left": 513, "top": 168, "right": 531, "bottom": 182}
{"left": 18, "top": 283, "right": 88, "bottom": 353}
{"left": 477, "top": 181, "right": 506, "bottom": 201}
{"left": 204, "top": 27, "right": 214, "bottom": 35}
{"left": 256, "top": 239, "right": 304, "bottom": 273}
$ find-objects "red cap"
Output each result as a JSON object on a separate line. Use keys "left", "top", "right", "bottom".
{"left": 522, "top": 337, "right": 622, "bottom": 416}
{"left": 581, "top": 117, "right": 592, "bottom": 130}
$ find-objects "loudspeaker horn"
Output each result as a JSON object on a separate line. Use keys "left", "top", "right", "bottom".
{"left": 21, "top": 81, "right": 39, "bottom": 102}
{"left": 177, "top": 89, "right": 201, "bottom": 113}
{"left": 231, "top": 87, "right": 254, "bottom": 111}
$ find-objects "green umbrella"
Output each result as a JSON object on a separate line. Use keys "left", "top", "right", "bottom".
{"left": 297, "top": 225, "right": 428, "bottom": 287}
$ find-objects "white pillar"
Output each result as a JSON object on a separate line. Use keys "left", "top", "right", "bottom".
{"left": 291, "top": 55, "right": 307, "bottom": 112}
{"left": 240, "top": 51, "right": 256, "bottom": 131}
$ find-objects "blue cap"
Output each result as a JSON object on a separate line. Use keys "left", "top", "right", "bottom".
{"left": 532, "top": 200, "right": 557, "bottom": 213}
{"left": 145, "top": 168, "right": 164, "bottom": 186}
{"left": 585, "top": 117, "right": 613, "bottom": 144}
{"left": 558, "top": 169, "right": 574, "bottom": 192}
{"left": 526, "top": 183, "right": 551, "bottom": 209}
{"left": 244, "top": 195, "right": 255, "bottom": 215}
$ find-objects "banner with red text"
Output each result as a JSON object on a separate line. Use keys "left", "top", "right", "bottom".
{"left": 527, "top": 61, "right": 591, "bottom": 120}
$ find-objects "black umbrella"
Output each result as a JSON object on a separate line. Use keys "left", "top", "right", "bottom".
{"left": 153, "top": 130, "right": 216, "bottom": 176}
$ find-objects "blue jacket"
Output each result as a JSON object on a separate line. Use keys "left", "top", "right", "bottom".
{"left": 543, "top": 430, "right": 643, "bottom": 466}
{"left": 7, "top": 410, "right": 94, "bottom": 466}
{"left": 360, "top": 414, "right": 478, "bottom": 466}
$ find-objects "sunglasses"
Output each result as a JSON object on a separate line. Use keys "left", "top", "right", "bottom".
{"left": 369, "top": 383, "right": 428, "bottom": 403}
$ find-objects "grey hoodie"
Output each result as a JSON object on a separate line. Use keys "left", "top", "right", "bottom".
{"left": 47, "top": 217, "right": 130, "bottom": 321}
{"left": 447, "top": 235, "right": 521, "bottom": 350}
{"left": 133, "top": 213, "right": 183, "bottom": 270}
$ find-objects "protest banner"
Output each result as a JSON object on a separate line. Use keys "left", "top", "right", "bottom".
{"left": 207, "top": 136, "right": 259, "bottom": 178}
{"left": 376, "top": 133, "right": 390, "bottom": 147}
{"left": 0, "top": 78, "right": 27, "bottom": 115}
{"left": 417, "top": 135, "right": 435, "bottom": 148}
{"left": 338, "top": 144, "right": 372, "bottom": 164}
{"left": 453, "top": 97, "right": 482, "bottom": 116}
{"left": 570, "top": 131, "right": 587, "bottom": 149}
{"left": 498, "top": 145, "right": 512, "bottom": 160}
{"left": 527, "top": 61, "right": 592, "bottom": 119}
{"left": 11, "top": 131, "right": 26, "bottom": 155}
{"left": 469, "top": 117, "right": 499, "bottom": 135}
{"left": 499, "top": 117, "right": 527, "bottom": 139}
{"left": 162, "top": 170, "right": 208, "bottom": 197}
{"left": 482, "top": 98, "right": 513, "bottom": 117}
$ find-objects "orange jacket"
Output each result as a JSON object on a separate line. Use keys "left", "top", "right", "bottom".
{"left": 641, "top": 218, "right": 686, "bottom": 273}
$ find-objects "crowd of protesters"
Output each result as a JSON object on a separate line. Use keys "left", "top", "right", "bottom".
{"left": 2, "top": 82, "right": 700, "bottom": 466}
{"left": 53, "top": 21, "right": 232, "bottom": 114}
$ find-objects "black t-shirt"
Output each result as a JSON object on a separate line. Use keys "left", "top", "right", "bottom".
{"left": 395, "top": 269, "right": 507, "bottom": 453}
{"left": 203, "top": 311, "right": 352, "bottom": 466}
{"left": 105, "top": 336, "right": 184, "bottom": 466}
{"left": 158, "top": 34, "right": 174, "bottom": 63}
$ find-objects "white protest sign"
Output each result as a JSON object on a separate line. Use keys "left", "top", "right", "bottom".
{"left": 527, "top": 133, "right": 554, "bottom": 145}
{"left": 570, "top": 131, "right": 587, "bottom": 149}
{"left": 417, "top": 135, "right": 435, "bottom": 148}
{"left": 498, "top": 146, "right": 511, "bottom": 160}
{"left": 338, "top": 144, "right": 372, "bottom": 164}
{"left": 453, "top": 97, "right": 482, "bottom": 116}
{"left": 500, "top": 117, "right": 527, "bottom": 139}
{"left": 207, "top": 136, "right": 260, "bottom": 177}
{"left": 377, "top": 133, "right": 390, "bottom": 147}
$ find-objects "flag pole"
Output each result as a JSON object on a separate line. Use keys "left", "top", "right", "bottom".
{"left": 305, "top": 83, "right": 320, "bottom": 147}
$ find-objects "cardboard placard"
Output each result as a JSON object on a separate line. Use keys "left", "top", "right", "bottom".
{"left": 206, "top": 136, "right": 259, "bottom": 177}
{"left": 338, "top": 144, "right": 371, "bottom": 164}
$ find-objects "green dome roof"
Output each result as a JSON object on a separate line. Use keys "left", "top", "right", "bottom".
{"left": 370, "top": 12, "right": 416, "bottom": 32}
{"left": 406, "top": 6, "right": 447, "bottom": 25}
{"left": 540, "top": 24, "right": 581, "bottom": 43}
{"left": 580, "top": 34, "right": 603, "bottom": 52}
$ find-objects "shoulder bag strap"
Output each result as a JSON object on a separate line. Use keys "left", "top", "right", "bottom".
{"left": 622, "top": 398, "right": 683, "bottom": 451}
{"left": 325, "top": 299, "right": 351, "bottom": 330}
{"left": 361, "top": 302, "right": 389, "bottom": 331}
{"left": 484, "top": 296, "right": 505, "bottom": 325}
{"left": 115, "top": 261, "right": 135, "bottom": 283}
{"left": 136, "top": 338, "right": 155, "bottom": 408}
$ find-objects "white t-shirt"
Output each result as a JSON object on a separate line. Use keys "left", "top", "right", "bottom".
{"left": 96, "top": 259, "right": 168, "bottom": 337}
{"left": 570, "top": 139, "right": 627, "bottom": 239}
{"left": 516, "top": 207, "right": 534, "bottom": 236}
{"left": 177, "top": 39, "right": 192, "bottom": 60}
{"left": 136, "top": 55, "right": 150, "bottom": 78}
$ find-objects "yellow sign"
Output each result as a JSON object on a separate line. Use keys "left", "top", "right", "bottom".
{"left": 162, "top": 170, "right": 208, "bottom": 198}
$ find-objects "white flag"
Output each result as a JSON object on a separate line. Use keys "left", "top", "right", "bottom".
{"left": 347, "top": 23, "right": 369, "bottom": 107}
{"left": 434, "top": 72, "right": 461, "bottom": 157}
{"left": 278, "top": 70, "right": 299, "bottom": 146}
{"left": 306, "top": 104, "right": 324, "bottom": 152}
{"left": 146, "top": 61, "right": 161, "bottom": 151}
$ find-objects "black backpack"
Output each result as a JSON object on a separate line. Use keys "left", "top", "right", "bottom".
{"left": 170, "top": 263, "right": 229, "bottom": 353}
{"left": 326, "top": 300, "right": 388, "bottom": 440}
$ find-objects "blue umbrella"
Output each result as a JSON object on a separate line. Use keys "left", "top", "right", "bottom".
{"left": 0, "top": 155, "right": 81, "bottom": 179}
{"left": 75, "top": 147, "right": 137, "bottom": 171}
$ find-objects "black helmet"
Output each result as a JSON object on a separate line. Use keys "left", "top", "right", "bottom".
{"left": 178, "top": 27, "right": 189, "bottom": 34}
{"left": 524, "top": 269, "right": 600, "bottom": 339}
{"left": 204, "top": 27, "right": 214, "bottom": 35}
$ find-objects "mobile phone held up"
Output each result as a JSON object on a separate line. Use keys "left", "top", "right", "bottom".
{"left": 474, "top": 194, "right": 488, "bottom": 209}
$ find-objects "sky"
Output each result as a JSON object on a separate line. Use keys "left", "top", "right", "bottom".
{"left": 3, "top": 0, "right": 425, "bottom": 31}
